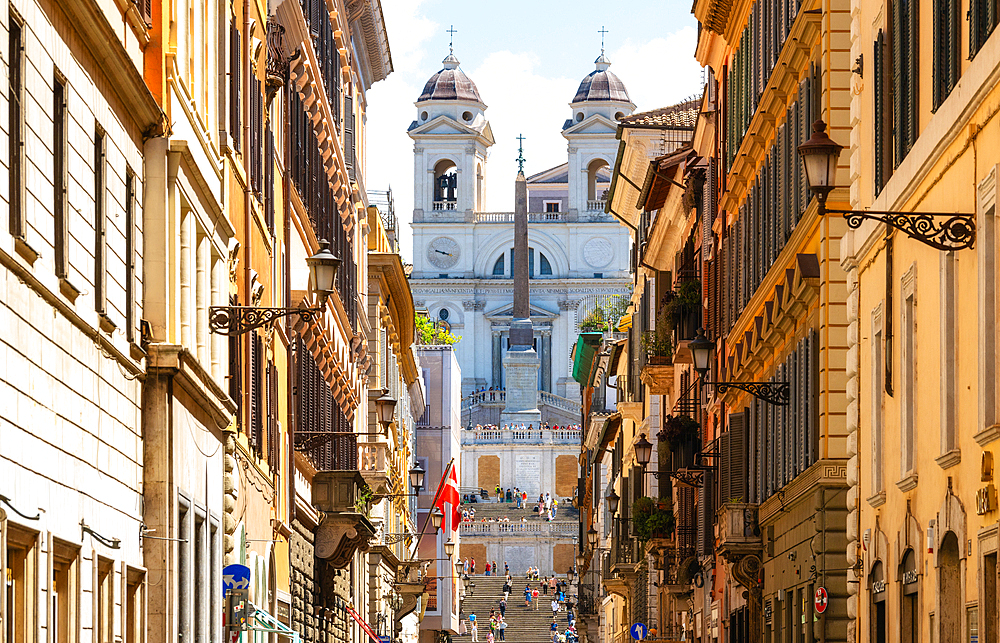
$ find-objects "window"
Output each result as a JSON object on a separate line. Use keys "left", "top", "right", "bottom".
{"left": 492, "top": 254, "right": 504, "bottom": 276}
{"left": 938, "top": 533, "right": 961, "bottom": 641}
{"left": 249, "top": 331, "right": 264, "bottom": 457}
{"left": 438, "top": 308, "right": 449, "bottom": 321}
{"left": 126, "top": 169, "right": 136, "bottom": 342}
{"left": 178, "top": 497, "right": 191, "bottom": 641}
{"left": 54, "top": 73, "right": 68, "bottom": 277}
{"left": 932, "top": 0, "right": 959, "bottom": 109}
{"left": 874, "top": 30, "right": 892, "bottom": 194}
{"left": 871, "top": 305, "right": 884, "bottom": 495}
{"left": 229, "top": 21, "right": 240, "bottom": 151}
{"left": 984, "top": 551, "right": 997, "bottom": 643}
{"left": 940, "top": 252, "right": 956, "bottom": 458}
{"left": 539, "top": 252, "right": 552, "bottom": 276}
{"left": 8, "top": 12, "right": 24, "bottom": 238}
{"left": 892, "top": 0, "right": 919, "bottom": 167}
{"left": 870, "top": 562, "right": 887, "bottom": 643}
{"left": 249, "top": 72, "right": 263, "bottom": 197}
{"left": 900, "top": 549, "right": 919, "bottom": 643}
{"left": 544, "top": 201, "right": 560, "bottom": 213}
{"left": 5, "top": 526, "right": 37, "bottom": 643}
{"left": 969, "top": 0, "right": 999, "bottom": 58}
{"left": 96, "top": 558, "right": 113, "bottom": 643}
{"left": 51, "top": 540, "right": 79, "bottom": 643}
{"left": 94, "top": 130, "right": 108, "bottom": 315}
{"left": 900, "top": 265, "right": 916, "bottom": 479}
{"left": 124, "top": 569, "right": 145, "bottom": 643}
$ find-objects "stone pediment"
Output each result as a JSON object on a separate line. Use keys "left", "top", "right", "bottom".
{"left": 562, "top": 114, "right": 618, "bottom": 136}
{"left": 484, "top": 301, "right": 558, "bottom": 322}
{"left": 408, "top": 114, "right": 494, "bottom": 144}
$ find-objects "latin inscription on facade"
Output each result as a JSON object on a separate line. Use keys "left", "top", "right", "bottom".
{"left": 515, "top": 454, "right": 541, "bottom": 496}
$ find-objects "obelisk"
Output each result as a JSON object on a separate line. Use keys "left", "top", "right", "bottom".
{"left": 501, "top": 167, "right": 542, "bottom": 427}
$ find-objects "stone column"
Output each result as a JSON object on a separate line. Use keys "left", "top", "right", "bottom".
{"left": 492, "top": 331, "right": 502, "bottom": 389}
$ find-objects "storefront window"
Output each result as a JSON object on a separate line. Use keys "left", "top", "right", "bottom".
{"left": 870, "top": 562, "right": 886, "bottom": 643}
{"left": 900, "top": 549, "right": 919, "bottom": 643}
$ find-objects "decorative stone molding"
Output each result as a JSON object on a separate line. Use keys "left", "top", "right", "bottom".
{"left": 639, "top": 363, "right": 675, "bottom": 395}
{"left": 463, "top": 300, "right": 486, "bottom": 311}
{"left": 312, "top": 471, "right": 376, "bottom": 568}
{"left": 618, "top": 401, "right": 643, "bottom": 424}
{"left": 558, "top": 300, "right": 579, "bottom": 311}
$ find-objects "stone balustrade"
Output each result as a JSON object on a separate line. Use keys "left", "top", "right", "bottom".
{"left": 459, "top": 521, "right": 579, "bottom": 536}
{"left": 461, "top": 427, "right": 581, "bottom": 445}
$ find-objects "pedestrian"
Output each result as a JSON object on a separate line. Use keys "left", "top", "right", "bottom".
{"left": 493, "top": 560, "right": 498, "bottom": 577}
{"left": 498, "top": 617, "right": 507, "bottom": 641}
{"left": 470, "top": 613, "right": 478, "bottom": 642}
{"left": 551, "top": 598, "right": 560, "bottom": 616}
{"left": 505, "top": 562, "right": 510, "bottom": 576}
{"left": 541, "top": 578, "right": 548, "bottom": 595}
{"left": 550, "top": 620, "right": 559, "bottom": 642}
{"left": 532, "top": 588, "right": 540, "bottom": 610}
{"left": 524, "top": 584, "right": 532, "bottom": 608}
{"left": 486, "top": 630, "right": 494, "bottom": 643}
{"left": 485, "top": 562, "right": 491, "bottom": 576}
{"left": 499, "top": 598, "right": 507, "bottom": 617}
{"left": 549, "top": 576, "right": 556, "bottom": 593}
{"left": 471, "top": 557, "right": 476, "bottom": 575}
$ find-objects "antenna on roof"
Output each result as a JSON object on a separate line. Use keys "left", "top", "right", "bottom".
{"left": 448, "top": 25, "right": 457, "bottom": 54}
{"left": 598, "top": 26, "right": 609, "bottom": 55}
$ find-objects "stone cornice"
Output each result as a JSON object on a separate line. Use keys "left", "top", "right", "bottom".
{"left": 758, "top": 458, "right": 847, "bottom": 525}
{"left": 147, "top": 344, "right": 237, "bottom": 429}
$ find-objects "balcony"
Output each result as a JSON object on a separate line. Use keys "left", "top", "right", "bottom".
{"left": 358, "top": 441, "right": 390, "bottom": 493}
{"left": 458, "top": 521, "right": 578, "bottom": 537}
{"left": 474, "top": 211, "right": 568, "bottom": 223}
{"left": 586, "top": 199, "right": 606, "bottom": 212}
{"left": 432, "top": 200, "right": 457, "bottom": 211}
{"left": 717, "top": 502, "right": 762, "bottom": 561}
{"left": 461, "top": 426, "right": 582, "bottom": 445}
{"left": 640, "top": 358, "right": 674, "bottom": 396}
{"left": 312, "top": 470, "right": 377, "bottom": 567}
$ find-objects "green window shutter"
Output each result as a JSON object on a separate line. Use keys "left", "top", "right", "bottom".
{"left": 874, "top": 32, "right": 885, "bottom": 194}
{"left": 892, "top": 0, "right": 905, "bottom": 168}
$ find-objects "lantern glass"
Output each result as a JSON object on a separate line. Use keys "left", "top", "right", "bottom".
{"left": 306, "top": 239, "right": 341, "bottom": 304}
{"left": 576, "top": 554, "right": 585, "bottom": 568}
{"left": 444, "top": 539, "right": 455, "bottom": 557}
{"left": 456, "top": 559, "right": 465, "bottom": 574}
{"left": 797, "top": 120, "right": 843, "bottom": 194}
{"left": 606, "top": 489, "right": 620, "bottom": 514}
{"left": 430, "top": 507, "right": 444, "bottom": 531}
{"left": 409, "top": 463, "right": 426, "bottom": 492}
{"left": 689, "top": 328, "right": 715, "bottom": 378}
{"left": 587, "top": 526, "right": 599, "bottom": 548}
{"left": 376, "top": 389, "right": 397, "bottom": 426}
{"left": 634, "top": 434, "right": 653, "bottom": 467}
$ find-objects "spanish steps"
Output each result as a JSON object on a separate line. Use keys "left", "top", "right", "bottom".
{"left": 460, "top": 573, "right": 575, "bottom": 643}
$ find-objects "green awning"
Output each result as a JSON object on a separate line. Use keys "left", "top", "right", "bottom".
{"left": 572, "top": 332, "right": 605, "bottom": 385}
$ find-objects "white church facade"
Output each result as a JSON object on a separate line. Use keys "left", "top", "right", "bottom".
{"left": 408, "top": 51, "right": 634, "bottom": 426}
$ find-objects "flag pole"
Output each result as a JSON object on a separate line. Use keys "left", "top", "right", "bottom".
{"left": 414, "top": 457, "right": 455, "bottom": 551}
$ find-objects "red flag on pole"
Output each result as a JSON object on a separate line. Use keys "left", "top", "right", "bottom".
{"left": 433, "top": 461, "right": 461, "bottom": 533}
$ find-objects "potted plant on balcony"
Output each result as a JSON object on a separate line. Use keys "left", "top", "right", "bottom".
{"left": 660, "top": 414, "right": 701, "bottom": 469}
{"left": 633, "top": 496, "right": 675, "bottom": 543}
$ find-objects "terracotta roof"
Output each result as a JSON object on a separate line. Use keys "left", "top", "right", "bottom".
{"left": 619, "top": 99, "right": 700, "bottom": 129}
{"left": 418, "top": 54, "right": 483, "bottom": 103}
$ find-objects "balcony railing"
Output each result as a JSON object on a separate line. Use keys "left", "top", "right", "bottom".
{"left": 586, "top": 199, "right": 606, "bottom": 211}
{"left": 474, "top": 212, "right": 568, "bottom": 223}
{"left": 717, "top": 502, "right": 762, "bottom": 559}
{"left": 458, "top": 521, "right": 578, "bottom": 536}
{"left": 461, "top": 427, "right": 581, "bottom": 445}
{"left": 432, "top": 200, "right": 457, "bottom": 210}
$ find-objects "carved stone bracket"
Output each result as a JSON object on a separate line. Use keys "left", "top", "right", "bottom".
{"left": 394, "top": 581, "right": 426, "bottom": 624}
{"left": 315, "top": 511, "right": 375, "bottom": 568}
{"left": 729, "top": 553, "right": 763, "bottom": 643}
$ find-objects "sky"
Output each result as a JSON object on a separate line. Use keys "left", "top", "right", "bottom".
{"left": 364, "top": 0, "right": 704, "bottom": 262}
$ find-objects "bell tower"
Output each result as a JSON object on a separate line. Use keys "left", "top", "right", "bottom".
{"left": 408, "top": 52, "right": 494, "bottom": 218}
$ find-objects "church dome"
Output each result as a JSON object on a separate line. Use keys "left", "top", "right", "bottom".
{"left": 572, "top": 53, "right": 631, "bottom": 103}
{"left": 418, "top": 53, "right": 483, "bottom": 103}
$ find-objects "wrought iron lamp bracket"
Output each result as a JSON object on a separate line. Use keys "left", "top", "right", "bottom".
{"left": 707, "top": 381, "right": 789, "bottom": 406}
{"left": 823, "top": 208, "right": 976, "bottom": 251}
{"left": 209, "top": 305, "right": 322, "bottom": 336}
{"left": 81, "top": 520, "right": 121, "bottom": 549}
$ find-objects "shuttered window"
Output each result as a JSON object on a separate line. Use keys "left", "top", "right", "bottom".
{"left": 94, "top": 130, "right": 107, "bottom": 315}
{"left": 969, "top": 0, "right": 999, "bottom": 58}
{"left": 248, "top": 332, "right": 264, "bottom": 458}
{"left": 229, "top": 22, "right": 241, "bottom": 152}
{"left": 8, "top": 14, "right": 24, "bottom": 239}
{"left": 135, "top": 0, "right": 151, "bottom": 26}
{"left": 344, "top": 95, "right": 355, "bottom": 182}
{"left": 125, "top": 170, "right": 136, "bottom": 343}
{"left": 228, "top": 297, "right": 242, "bottom": 428}
{"left": 267, "top": 362, "right": 279, "bottom": 471}
{"left": 249, "top": 73, "right": 263, "bottom": 197}
{"left": 697, "top": 469, "right": 715, "bottom": 556}
{"left": 932, "top": 0, "right": 959, "bottom": 109}
{"left": 874, "top": 31, "right": 891, "bottom": 195}
{"left": 294, "top": 339, "right": 356, "bottom": 470}
{"left": 265, "top": 127, "right": 275, "bottom": 232}
{"left": 677, "top": 485, "right": 697, "bottom": 555}
{"left": 721, "top": 410, "right": 747, "bottom": 504}
{"left": 54, "top": 74, "right": 68, "bottom": 277}
{"left": 892, "top": 0, "right": 919, "bottom": 166}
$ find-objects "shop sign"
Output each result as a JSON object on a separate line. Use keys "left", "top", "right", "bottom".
{"left": 976, "top": 484, "right": 996, "bottom": 515}
{"left": 902, "top": 569, "right": 919, "bottom": 585}
{"left": 872, "top": 579, "right": 886, "bottom": 594}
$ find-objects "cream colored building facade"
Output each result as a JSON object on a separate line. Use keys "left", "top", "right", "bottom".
{"left": 843, "top": 1, "right": 1000, "bottom": 641}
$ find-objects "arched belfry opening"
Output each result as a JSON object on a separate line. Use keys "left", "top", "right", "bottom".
{"left": 434, "top": 159, "right": 457, "bottom": 209}
{"left": 587, "top": 158, "right": 610, "bottom": 202}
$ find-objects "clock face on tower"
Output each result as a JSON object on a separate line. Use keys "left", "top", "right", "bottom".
{"left": 427, "top": 236, "right": 460, "bottom": 269}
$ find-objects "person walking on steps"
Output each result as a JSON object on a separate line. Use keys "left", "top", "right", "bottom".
{"left": 498, "top": 617, "right": 507, "bottom": 642}
{"left": 485, "top": 562, "right": 491, "bottom": 576}
{"left": 532, "top": 587, "right": 540, "bottom": 610}
{"left": 551, "top": 598, "right": 560, "bottom": 616}
{"left": 470, "top": 612, "right": 478, "bottom": 642}
{"left": 551, "top": 620, "right": 559, "bottom": 643}
{"left": 499, "top": 598, "right": 507, "bottom": 618}
{"left": 524, "top": 584, "right": 532, "bottom": 608}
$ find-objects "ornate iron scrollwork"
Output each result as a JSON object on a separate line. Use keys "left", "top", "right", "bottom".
{"left": 830, "top": 209, "right": 976, "bottom": 251}
{"left": 668, "top": 470, "right": 706, "bottom": 487}
{"left": 209, "top": 305, "right": 320, "bottom": 336}
{"left": 711, "top": 381, "right": 790, "bottom": 406}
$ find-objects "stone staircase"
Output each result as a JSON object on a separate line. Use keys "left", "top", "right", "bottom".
{"left": 461, "top": 575, "right": 574, "bottom": 643}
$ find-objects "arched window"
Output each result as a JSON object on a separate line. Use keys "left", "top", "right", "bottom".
{"left": 587, "top": 158, "right": 610, "bottom": 203}
{"left": 438, "top": 308, "right": 450, "bottom": 321}
{"left": 900, "top": 549, "right": 918, "bottom": 643}
{"left": 870, "top": 562, "right": 886, "bottom": 643}
{"left": 492, "top": 254, "right": 505, "bottom": 276}
{"left": 539, "top": 252, "right": 552, "bottom": 275}
{"left": 433, "top": 159, "right": 457, "bottom": 209}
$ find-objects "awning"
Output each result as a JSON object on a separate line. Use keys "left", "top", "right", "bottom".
{"left": 606, "top": 339, "right": 627, "bottom": 376}
{"left": 249, "top": 602, "right": 301, "bottom": 643}
{"left": 594, "top": 414, "right": 622, "bottom": 462}
{"left": 572, "top": 332, "right": 605, "bottom": 385}
{"left": 345, "top": 603, "right": 382, "bottom": 643}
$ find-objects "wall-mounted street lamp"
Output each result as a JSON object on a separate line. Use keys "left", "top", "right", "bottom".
{"left": 605, "top": 489, "right": 620, "bottom": 515}
{"left": 689, "top": 328, "right": 789, "bottom": 406}
{"left": 430, "top": 507, "right": 444, "bottom": 532}
{"left": 371, "top": 464, "right": 427, "bottom": 502}
{"left": 444, "top": 539, "right": 456, "bottom": 557}
{"left": 209, "top": 239, "right": 341, "bottom": 335}
{"left": 633, "top": 434, "right": 653, "bottom": 468}
{"left": 798, "top": 120, "right": 976, "bottom": 250}
{"left": 375, "top": 389, "right": 398, "bottom": 428}
{"left": 587, "top": 526, "right": 599, "bottom": 549}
